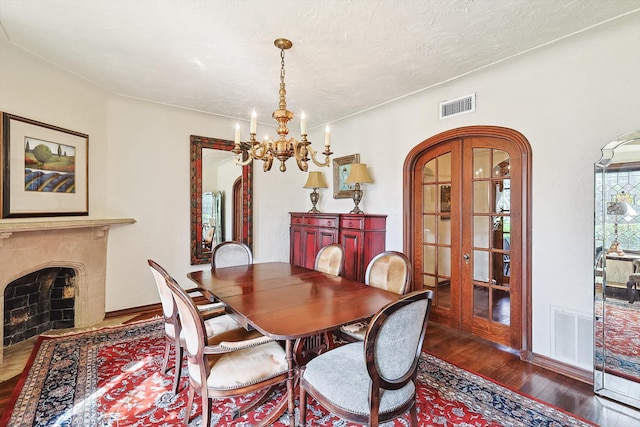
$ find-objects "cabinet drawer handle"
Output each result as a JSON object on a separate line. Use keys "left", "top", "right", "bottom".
{"left": 348, "top": 221, "right": 353, "bottom": 227}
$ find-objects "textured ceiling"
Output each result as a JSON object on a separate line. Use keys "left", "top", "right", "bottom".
{"left": 1, "top": 0, "right": 639, "bottom": 130}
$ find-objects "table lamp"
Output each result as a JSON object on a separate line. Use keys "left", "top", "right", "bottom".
{"left": 345, "top": 163, "right": 373, "bottom": 214}
{"left": 303, "top": 171, "right": 328, "bottom": 213}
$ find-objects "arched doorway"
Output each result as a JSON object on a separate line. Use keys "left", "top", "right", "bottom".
{"left": 403, "top": 126, "right": 531, "bottom": 354}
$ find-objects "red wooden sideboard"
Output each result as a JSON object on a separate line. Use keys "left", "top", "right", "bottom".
{"left": 289, "top": 212, "right": 386, "bottom": 282}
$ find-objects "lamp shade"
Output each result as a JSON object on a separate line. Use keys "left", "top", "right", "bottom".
{"left": 345, "top": 163, "right": 373, "bottom": 184}
{"left": 303, "top": 171, "right": 328, "bottom": 189}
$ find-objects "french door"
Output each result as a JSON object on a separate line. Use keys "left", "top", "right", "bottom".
{"left": 404, "top": 126, "right": 530, "bottom": 350}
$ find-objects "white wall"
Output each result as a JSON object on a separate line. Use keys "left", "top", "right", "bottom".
{"left": 1, "top": 12, "right": 639, "bottom": 362}
{"left": 0, "top": 41, "right": 110, "bottom": 217}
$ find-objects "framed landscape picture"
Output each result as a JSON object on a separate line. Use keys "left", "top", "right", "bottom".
{"left": 1, "top": 113, "right": 88, "bottom": 218}
{"left": 333, "top": 153, "right": 360, "bottom": 199}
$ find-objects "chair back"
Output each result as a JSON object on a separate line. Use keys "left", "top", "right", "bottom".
{"left": 365, "top": 251, "right": 411, "bottom": 295}
{"left": 314, "top": 243, "right": 345, "bottom": 276}
{"left": 148, "top": 259, "right": 179, "bottom": 338}
{"left": 211, "top": 241, "right": 253, "bottom": 270}
{"left": 364, "top": 289, "right": 433, "bottom": 390}
{"left": 161, "top": 269, "right": 211, "bottom": 387}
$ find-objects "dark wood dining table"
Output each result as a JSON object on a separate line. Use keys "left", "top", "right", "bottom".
{"left": 187, "top": 261, "right": 399, "bottom": 427}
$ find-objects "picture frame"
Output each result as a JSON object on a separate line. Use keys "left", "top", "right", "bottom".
{"left": 440, "top": 184, "right": 451, "bottom": 219}
{"left": 333, "top": 153, "right": 360, "bottom": 199}
{"left": 1, "top": 113, "right": 89, "bottom": 218}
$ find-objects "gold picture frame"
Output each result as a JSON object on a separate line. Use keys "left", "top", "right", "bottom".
{"left": 333, "top": 154, "right": 360, "bottom": 199}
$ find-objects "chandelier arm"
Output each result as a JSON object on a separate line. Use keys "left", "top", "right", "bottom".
{"left": 251, "top": 143, "right": 269, "bottom": 160}
{"left": 233, "top": 153, "right": 253, "bottom": 166}
{"left": 308, "top": 146, "right": 331, "bottom": 168}
{"left": 264, "top": 156, "right": 274, "bottom": 172}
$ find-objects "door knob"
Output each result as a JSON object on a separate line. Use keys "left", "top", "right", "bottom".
{"left": 463, "top": 253, "right": 470, "bottom": 264}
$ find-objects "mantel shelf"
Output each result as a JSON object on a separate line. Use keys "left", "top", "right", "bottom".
{"left": 0, "top": 217, "right": 136, "bottom": 234}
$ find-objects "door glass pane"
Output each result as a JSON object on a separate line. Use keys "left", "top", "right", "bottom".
{"left": 495, "top": 180, "right": 511, "bottom": 213}
{"left": 493, "top": 150, "right": 510, "bottom": 177}
{"left": 424, "top": 159, "right": 436, "bottom": 183}
{"left": 437, "top": 247, "right": 451, "bottom": 276}
{"left": 423, "top": 184, "right": 437, "bottom": 212}
{"left": 439, "top": 280, "right": 451, "bottom": 309}
{"left": 474, "top": 148, "right": 490, "bottom": 179}
{"left": 473, "top": 285, "right": 489, "bottom": 319}
{"left": 492, "top": 288, "right": 510, "bottom": 325}
{"left": 423, "top": 275, "right": 436, "bottom": 287}
{"left": 423, "top": 245, "right": 436, "bottom": 275}
{"left": 438, "top": 153, "right": 451, "bottom": 181}
{"left": 473, "top": 181, "right": 490, "bottom": 213}
{"left": 474, "top": 216, "right": 489, "bottom": 248}
{"left": 492, "top": 252, "right": 510, "bottom": 286}
{"left": 423, "top": 215, "right": 437, "bottom": 242}
{"left": 473, "top": 250, "right": 489, "bottom": 283}
{"left": 438, "top": 217, "right": 451, "bottom": 245}
{"left": 439, "top": 184, "right": 451, "bottom": 215}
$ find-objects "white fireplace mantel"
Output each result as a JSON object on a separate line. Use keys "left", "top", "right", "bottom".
{"left": 0, "top": 217, "right": 135, "bottom": 234}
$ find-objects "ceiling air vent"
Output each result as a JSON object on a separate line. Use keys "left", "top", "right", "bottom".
{"left": 439, "top": 93, "right": 476, "bottom": 119}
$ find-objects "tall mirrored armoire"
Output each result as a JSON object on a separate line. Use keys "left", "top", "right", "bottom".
{"left": 594, "top": 130, "right": 640, "bottom": 409}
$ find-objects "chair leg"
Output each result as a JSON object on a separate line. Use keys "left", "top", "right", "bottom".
{"left": 161, "top": 341, "right": 171, "bottom": 373}
{"left": 173, "top": 345, "right": 183, "bottom": 394}
{"left": 185, "top": 386, "right": 195, "bottom": 426}
{"left": 202, "top": 394, "right": 212, "bottom": 427}
{"left": 409, "top": 403, "right": 418, "bottom": 427}
{"left": 299, "top": 386, "right": 307, "bottom": 425}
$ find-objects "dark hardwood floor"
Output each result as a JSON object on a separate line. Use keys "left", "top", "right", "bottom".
{"left": 1, "top": 309, "right": 639, "bottom": 426}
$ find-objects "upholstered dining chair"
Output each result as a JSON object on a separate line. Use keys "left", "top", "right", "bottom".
{"left": 339, "top": 251, "right": 412, "bottom": 341}
{"left": 314, "top": 243, "right": 345, "bottom": 276}
{"left": 147, "top": 260, "right": 242, "bottom": 394}
{"left": 300, "top": 289, "right": 433, "bottom": 427}
{"left": 211, "top": 240, "right": 253, "bottom": 270}
{"left": 162, "top": 267, "right": 289, "bottom": 427}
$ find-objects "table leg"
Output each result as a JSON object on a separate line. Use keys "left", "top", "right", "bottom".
{"left": 286, "top": 339, "right": 296, "bottom": 427}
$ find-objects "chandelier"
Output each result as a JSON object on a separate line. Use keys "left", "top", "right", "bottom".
{"left": 233, "top": 38, "right": 333, "bottom": 172}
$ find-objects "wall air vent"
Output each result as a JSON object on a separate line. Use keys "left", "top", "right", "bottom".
{"left": 551, "top": 306, "right": 592, "bottom": 369}
{"left": 439, "top": 93, "right": 476, "bottom": 119}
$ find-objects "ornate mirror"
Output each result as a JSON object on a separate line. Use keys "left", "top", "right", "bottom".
{"left": 594, "top": 130, "right": 640, "bottom": 409}
{"left": 190, "top": 135, "right": 252, "bottom": 265}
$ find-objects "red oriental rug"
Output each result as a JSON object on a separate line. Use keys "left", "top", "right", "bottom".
{"left": 595, "top": 298, "right": 640, "bottom": 382}
{"left": 1, "top": 318, "right": 597, "bottom": 427}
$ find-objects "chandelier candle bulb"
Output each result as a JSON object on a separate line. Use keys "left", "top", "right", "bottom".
{"left": 325, "top": 125, "right": 331, "bottom": 147}
{"left": 250, "top": 110, "right": 257, "bottom": 134}
{"left": 234, "top": 123, "right": 241, "bottom": 145}
{"left": 301, "top": 112, "right": 308, "bottom": 135}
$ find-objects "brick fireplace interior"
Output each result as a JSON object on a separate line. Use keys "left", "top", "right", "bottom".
{"left": 4, "top": 267, "right": 76, "bottom": 347}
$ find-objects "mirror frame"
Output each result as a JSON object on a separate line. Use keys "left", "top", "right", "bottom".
{"left": 190, "top": 135, "right": 252, "bottom": 265}
{"left": 594, "top": 130, "right": 640, "bottom": 410}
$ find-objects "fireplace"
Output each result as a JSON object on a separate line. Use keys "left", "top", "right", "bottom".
{"left": 0, "top": 217, "right": 134, "bottom": 364}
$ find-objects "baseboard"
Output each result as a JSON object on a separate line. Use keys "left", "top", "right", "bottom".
{"left": 531, "top": 352, "right": 593, "bottom": 385}
{"left": 105, "top": 302, "right": 162, "bottom": 319}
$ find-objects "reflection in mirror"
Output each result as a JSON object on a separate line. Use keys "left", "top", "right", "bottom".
{"left": 594, "top": 130, "right": 640, "bottom": 409}
{"left": 190, "top": 135, "right": 252, "bottom": 265}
